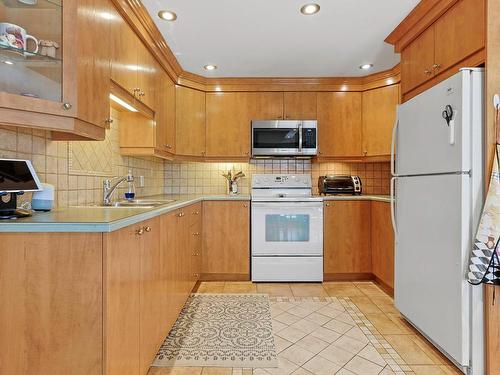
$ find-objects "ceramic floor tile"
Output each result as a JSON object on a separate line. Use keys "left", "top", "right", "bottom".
{"left": 241, "top": 370, "right": 253, "bottom": 375}
{"left": 232, "top": 369, "right": 243, "bottom": 375}
{"left": 295, "top": 334, "right": 330, "bottom": 354}
{"left": 290, "top": 368, "right": 314, "bottom": 375}
{"left": 302, "top": 355, "right": 343, "bottom": 375}
{"left": 407, "top": 335, "right": 450, "bottom": 365}
{"left": 309, "top": 326, "right": 342, "bottom": 343}
{"left": 410, "top": 365, "right": 463, "bottom": 375}
{"left": 257, "top": 284, "right": 294, "bottom": 297}
{"left": 316, "top": 305, "right": 344, "bottom": 319}
{"left": 323, "top": 318, "right": 354, "bottom": 334}
{"left": 289, "top": 318, "right": 322, "bottom": 334}
{"left": 263, "top": 356, "right": 299, "bottom": 375}
{"left": 318, "top": 343, "right": 356, "bottom": 366}
{"left": 349, "top": 296, "right": 383, "bottom": 314}
{"left": 357, "top": 344, "right": 387, "bottom": 366}
{"left": 287, "top": 305, "right": 314, "bottom": 318}
{"left": 280, "top": 343, "right": 316, "bottom": 366}
{"left": 274, "top": 335, "right": 294, "bottom": 353}
{"left": 344, "top": 355, "right": 384, "bottom": 375}
{"left": 304, "top": 311, "right": 332, "bottom": 325}
{"left": 148, "top": 368, "right": 203, "bottom": 375}
{"left": 335, "top": 369, "right": 357, "bottom": 375}
{"left": 276, "top": 325, "right": 309, "bottom": 343}
{"left": 384, "top": 335, "right": 436, "bottom": 365}
{"left": 365, "top": 313, "right": 405, "bottom": 334}
{"left": 196, "top": 282, "right": 226, "bottom": 293}
{"left": 344, "top": 326, "right": 369, "bottom": 344}
{"left": 324, "top": 284, "right": 364, "bottom": 297}
{"left": 379, "top": 366, "right": 396, "bottom": 374}
{"left": 332, "top": 335, "right": 367, "bottom": 354}
{"left": 290, "top": 283, "right": 328, "bottom": 297}
{"left": 274, "top": 311, "right": 302, "bottom": 325}
{"left": 224, "top": 282, "right": 258, "bottom": 294}
{"left": 385, "top": 313, "right": 419, "bottom": 335}
{"left": 272, "top": 320, "right": 289, "bottom": 333}
{"left": 201, "top": 368, "right": 232, "bottom": 375}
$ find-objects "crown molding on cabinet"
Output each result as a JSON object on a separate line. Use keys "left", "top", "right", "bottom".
{"left": 385, "top": 0, "right": 460, "bottom": 52}
{"left": 113, "top": 0, "right": 401, "bottom": 92}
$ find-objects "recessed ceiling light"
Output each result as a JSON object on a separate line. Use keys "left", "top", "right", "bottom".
{"left": 204, "top": 64, "right": 217, "bottom": 71}
{"left": 300, "top": 3, "right": 320, "bottom": 15}
{"left": 158, "top": 10, "right": 177, "bottom": 21}
{"left": 2, "top": 60, "right": 14, "bottom": 65}
{"left": 359, "top": 64, "right": 374, "bottom": 70}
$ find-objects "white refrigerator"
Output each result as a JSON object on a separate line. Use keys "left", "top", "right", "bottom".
{"left": 391, "top": 68, "right": 485, "bottom": 375}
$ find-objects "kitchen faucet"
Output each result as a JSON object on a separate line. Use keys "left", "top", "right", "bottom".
{"left": 102, "top": 171, "right": 134, "bottom": 206}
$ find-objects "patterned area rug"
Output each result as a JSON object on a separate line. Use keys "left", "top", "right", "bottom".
{"left": 153, "top": 294, "right": 278, "bottom": 368}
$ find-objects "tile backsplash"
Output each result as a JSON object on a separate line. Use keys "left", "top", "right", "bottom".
{"left": 0, "top": 109, "right": 164, "bottom": 208}
{"left": 165, "top": 160, "right": 390, "bottom": 196}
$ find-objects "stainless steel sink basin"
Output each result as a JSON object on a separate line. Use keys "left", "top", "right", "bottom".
{"left": 107, "top": 199, "right": 175, "bottom": 207}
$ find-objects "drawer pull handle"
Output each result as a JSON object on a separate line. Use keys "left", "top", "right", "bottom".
{"left": 192, "top": 211, "right": 199, "bottom": 215}
{"left": 144, "top": 226, "right": 151, "bottom": 232}
{"left": 192, "top": 232, "right": 200, "bottom": 236}
{"left": 178, "top": 212, "right": 185, "bottom": 217}
{"left": 136, "top": 228, "right": 144, "bottom": 235}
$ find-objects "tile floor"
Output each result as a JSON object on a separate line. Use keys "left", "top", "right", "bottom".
{"left": 148, "top": 282, "right": 462, "bottom": 375}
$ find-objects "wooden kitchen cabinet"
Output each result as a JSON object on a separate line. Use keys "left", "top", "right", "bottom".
{"left": 136, "top": 42, "right": 158, "bottom": 109}
{"left": 395, "top": 0, "right": 485, "bottom": 99}
{"left": 434, "top": 0, "right": 485, "bottom": 73}
{"left": 323, "top": 201, "right": 372, "bottom": 279}
{"left": 317, "top": 92, "right": 362, "bottom": 158}
{"left": 176, "top": 86, "right": 206, "bottom": 157}
{"left": 0, "top": 233, "right": 103, "bottom": 375}
{"left": 400, "top": 26, "right": 435, "bottom": 94}
{"left": 284, "top": 91, "right": 317, "bottom": 119}
{"left": 202, "top": 201, "right": 250, "bottom": 280}
{"left": 371, "top": 202, "right": 395, "bottom": 292}
{"left": 251, "top": 92, "right": 284, "bottom": 120}
{"left": 362, "top": 84, "right": 399, "bottom": 157}
{"left": 0, "top": 0, "right": 113, "bottom": 140}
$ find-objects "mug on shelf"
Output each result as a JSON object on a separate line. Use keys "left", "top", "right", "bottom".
{"left": 0, "top": 22, "right": 39, "bottom": 56}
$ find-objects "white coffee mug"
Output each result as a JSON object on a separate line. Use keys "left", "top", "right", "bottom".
{"left": 0, "top": 22, "right": 38, "bottom": 56}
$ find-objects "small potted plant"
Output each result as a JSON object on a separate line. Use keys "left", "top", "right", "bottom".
{"left": 222, "top": 169, "right": 245, "bottom": 195}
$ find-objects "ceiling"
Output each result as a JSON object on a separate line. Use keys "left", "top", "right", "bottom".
{"left": 142, "top": 0, "right": 420, "bottom": 78}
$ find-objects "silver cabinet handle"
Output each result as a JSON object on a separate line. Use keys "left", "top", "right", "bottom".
{"left": 144, "top": 226, "right": 151, "bottom": 232}
{"left": 136, "top": 228, "right": 144, "bottom": 236}
{"left": 62, "top": 102, "right": 72, "bottom": 110}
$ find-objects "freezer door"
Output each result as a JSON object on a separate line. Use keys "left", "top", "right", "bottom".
{"left": 396, "top": 70, "right": 473, "bottom": 175}
{"left": 395, "top": 174, "right": 471, "bottom": 367}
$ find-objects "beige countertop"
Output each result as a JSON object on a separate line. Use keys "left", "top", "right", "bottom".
{"left": 0, "top": 194, "right": 390, "bottom": 233}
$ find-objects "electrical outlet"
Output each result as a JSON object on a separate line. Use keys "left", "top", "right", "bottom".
{"left": 138, "top": 176, "right": 145, "bottom": 188}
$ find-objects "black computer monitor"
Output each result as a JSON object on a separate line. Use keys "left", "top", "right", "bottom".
{"left": 0, "top": 159, "right": 43, "bottom": 194}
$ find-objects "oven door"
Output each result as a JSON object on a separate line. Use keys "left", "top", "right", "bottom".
{"left": 252, "top": 120, "right": 301, "bottom": 156}
{"left": 251, "top": 201, "right": 323, "bottom": 256}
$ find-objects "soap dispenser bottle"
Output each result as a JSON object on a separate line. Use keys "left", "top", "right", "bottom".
{"left": 124, "top": 170, "right": 135, "bottom": 200}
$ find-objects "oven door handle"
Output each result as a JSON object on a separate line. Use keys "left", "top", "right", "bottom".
{"left": 298, "top": 122, "right": 303, "bottom": 153}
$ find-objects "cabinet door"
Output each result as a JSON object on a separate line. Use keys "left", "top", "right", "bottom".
{"left": 362, "top": 84, "right": 399, "bottom": 156}
{"left": 202, "top": 201, "right": 250, "bottom": 278}
{"left": 111, "top": 13, "right": 138, "bottom": 95}
{"left": 137, "top": 41, "right": 158, "bottom": 109}
{"left": 155, "top": 70, "right": 176, "bottom": 153}
{"left": 188, "top": 203, "right": 203, "bottom": 284}
{"left": 317, "top": 92, "right": 362, "bottom": 157}
{"left": 205, "top": 92, "right": 251, "bottom": 157}
{"left": 284, "top": 92, "right": 317, "bottom": 119}
{"left": 371, "top": 202, "right": 395, "bottom": 290}
{"left": 323, "top": 201, "right": 371, "bottom": 275}
{"left": 176, "top": 86, "right": 206, "bottom": 156}
{"left": 434, "top": 0, "right": 485, "bottom": 72}
{"left": 248, "top": 92, "right": 284, "bottom": 120}
{"left": 139, "top": 217, "right": 162, "bottom": 375}
{"left": 105, "top": 225, "right": 141, "bottom": 375}
{"left": 400, "top": 26, "right": 435, "bottom": 94}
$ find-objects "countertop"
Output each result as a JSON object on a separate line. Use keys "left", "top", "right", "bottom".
{"left": 0, "top": 194, "right": 390, "bottom": 233}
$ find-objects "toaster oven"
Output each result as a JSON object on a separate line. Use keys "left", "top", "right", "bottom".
{"left": 318, "top": 175, "right": 362, "bottom": 195}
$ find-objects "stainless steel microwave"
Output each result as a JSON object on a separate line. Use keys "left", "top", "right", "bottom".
{"left": 251, "top": 120, "right": 318, "bottom": 157}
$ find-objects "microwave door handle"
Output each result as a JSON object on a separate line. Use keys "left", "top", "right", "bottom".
{"left": 298, "top": 123, "right": 303, "bottom": 152}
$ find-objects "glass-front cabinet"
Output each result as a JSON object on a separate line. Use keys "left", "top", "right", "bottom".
{"left": 0, "top": 0, "right": 112, "bottom": 140}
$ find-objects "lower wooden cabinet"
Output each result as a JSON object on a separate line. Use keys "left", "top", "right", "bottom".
{"left": 202, "top": 200, "right": 250, "bottom": 280}
{"left": 371, "top": 201, "right": 395, "bottom": 291}
{"left": 323, "top": 201, "right": 372, "bottom": 279}
{"left": 0, "top": 233, "right": 103, "bottom": 375}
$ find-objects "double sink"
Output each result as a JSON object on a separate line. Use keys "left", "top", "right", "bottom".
{"left": 75, "top": 199, "right": 176, "bottom": 209}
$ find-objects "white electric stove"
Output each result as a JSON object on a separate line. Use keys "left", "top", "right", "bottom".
{"left": 251, "top": 174, "right": 323, "bottom": 282}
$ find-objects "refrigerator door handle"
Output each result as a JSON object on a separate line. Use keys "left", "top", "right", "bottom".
{"left": 391, "top": 114, "right": 399, "bottom": 177}
{"left": 390, "top": 176, "right": 398, "bottom": 237}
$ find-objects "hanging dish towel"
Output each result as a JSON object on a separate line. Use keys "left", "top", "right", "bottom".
{"left": 467, "top": 102, "right": 500, "bottom": 285}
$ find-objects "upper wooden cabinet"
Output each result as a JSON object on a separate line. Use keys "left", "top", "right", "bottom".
{"left": 391, "top": 0, "right": 485, "bottom": 100}
{"left": 110, "top": 10, "right": 158, "bottom": 109}
{"left": 0, "top": 0, "right": 112, "bottom": 140}
{"left": 156, "top": 71, "right": 176, "bottom": 154}
{"left": 317, "top": 92, "right": 362, "bottom": 158}
{"left": 176, "top": 86, "right": 206, "bottom": 157}
{"left": 401, "top": 26, "right": 435, "bottom": 94}
{"left": 434, "top": 0, "right": 485, "bottom": 72}
{"left": 205, "top": 92, "right": 282, "bottom": 158}
{"left": 284, "top": 92, "right": 317, "bottom": 119}
{"left": 362, "top": 84, "right": 400, "bottom": 157}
